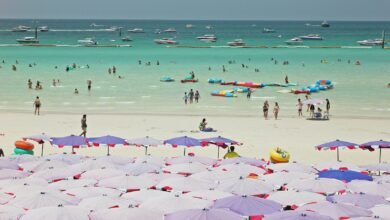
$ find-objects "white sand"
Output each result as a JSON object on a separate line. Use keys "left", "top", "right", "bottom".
{"left": 0, "top": 112, "right": 389, "bottom": 165}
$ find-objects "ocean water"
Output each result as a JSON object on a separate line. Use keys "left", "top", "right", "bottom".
{"left": 0, "top": 19, "right": 389, "bottom": 118}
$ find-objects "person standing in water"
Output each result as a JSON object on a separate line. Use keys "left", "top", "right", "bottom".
{"left": 27, "top": 79, "right": 32, "bottom": 89}
{"left": 297, "top": 98, "right": 303, "bottom": 118}
{"left": 87, "top": 80, "right": 92, "bottom": 92}
{"left": 183, "top": 92, "right": 188, "bottom": 105}
{"left": 285, "top": 75, "right": 289, "bottom": 84}
{"left": 189, "top": 89, "right": 194, "bottom": 104}
{"left": 80, "top": 115, "right": 87, "bottom": 137}
{"left": 194, "top": 90, "right": 200, "bottom": 103}
{"left": 247, "top": 89, "right": 252, "bottom": 99}
{"left": 326, "top": 99, "right": 330, "bottom": 115}
{"left": 33, "top": 96, "right": 41, "bottom": 115}
{"left": 263, "top": 101, "right": 269, "bottom": 120}
{"left": 74, "top": 88, "right": 79, "bottom": 94}
{"left": 273, "top": 102, "right": 280, "bottom": 120}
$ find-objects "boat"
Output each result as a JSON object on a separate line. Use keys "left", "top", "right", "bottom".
{"left": 197, "top": 34, "right": 217, "bottom": 40}
{"left": 205, "top": 25, "right": 212, "bottom": 29}
{"left": 357, "top": 39, "right": 384, "bottom": 46}
{"left": 200, "top": 39, "right": 217, "bottom": 43}
{"left": 181, "top": 79, "right": 198, "bottom": 83}
{"left": 154, "top": 38, "right": 178, "bottom": 45}
{"left": 77, "top": 38, "right": 97, "bottom": 45}
{"left": 128, "top": 28, "right": 145, "bottom": 33}
{"left": 12, "top": 25, "right": 30, "bottom": 32}
{"left": 285, "top": 37, "right": 304, "bottom": 45}
{"left": 90, "top": 23, "right": 104, "bottom": 27}
{"left": 121, "top": 37, "right": 132, "bottom": 42}
{"left": 164, "top": 28, "right": 176, "bottom": 33}
{"left": 321, "top": 21, "right": 330, "bottom": 28}
{"left": 160, "top": 76, "right": 175, "bottom": 82}
{"left": 300, "top": 34, "right": 323, "bottom": 40}
{"left": 107, "top": 26, "right": 121, "bottom": 31}
{"left": 263, "top": 28, "right": 276, "bottom": 33}
{"left": 185, "top": 24, "right": 194, "bottom": 28}
{"left": 38, "top": 26, "right": 49, "bottom": 32}
{"left": 16, "top": 37, "right": 39, "bottom": 44}
{"left": 227, "top": 39, "right": 246, "bottom": 46}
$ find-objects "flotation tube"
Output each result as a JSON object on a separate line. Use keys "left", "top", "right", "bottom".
{"left": 270, "top": 148, "right": 290, "bottom": 163}
{"left": 220, "top": 81, "right": 236, "bottom": 85}
{"left": 316, "top": 80, "right": 332, "bottom": 85}
{"left": 305, "top": 86, "right": 319, "bottom": 93}
{"left": 208, "top": 78, "right": 223, "bottom": 84}
{"left": 160, "top": 76, "right": 174, "bottom": 82}
{"left": 235, "top": 82, "right": 262, "bottom": 88}
{"left": 292, "top": 90, "right": 310, "bottom": 95}
{"left": 211, "top": 90, "right": 237, "bottom": 97}
{"left": 14, "top": 140, "right": 34, "bottom": 151}
{"left": 181, "top": 79, "right": 198, "bottom": 83}
{"left": 14, "top": 148, "right": 34, "bottom": 155}
{"left": 234, "top": 87, "right": 250, "bottom": 93}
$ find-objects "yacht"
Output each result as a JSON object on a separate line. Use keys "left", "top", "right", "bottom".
{"left": 185, "top": 24, "right": 194, "bottom": 28}
{"left": 154, "top": 38, "right": 178, "bottom": 45}
{"left": 121, "top": 36, "right": 132, "bottom": 42}
{"left": 197, "top": 34, "right": 217, "bottom": 40}
{"left": 38, "top": 26, "right": 49, "bottom": 32}
{"left": 164, "top": 28, "right": 177, "bottom": 33}
{"left": 16, "top": 37, "right": 39, "bottom": 44}
{"left": 300, "top": 34, "right": 323, "bottom": 40}
{"left": 263, "top": 28, "right": 276, "bottom": 33}
{"left": 12, "top": 25, "right": 30, "bottom": 32}
{"left": 227, "top": 39, "right": 246, "bottom": 46}
{"left": 357, "top": 39, "right": 384, "bottom": 46}
{"left": 128, "top": 28, "right": 145, "bottom": 33}
{"left": 321, "top": 21, "right": 330, "bottom": 28}
{"left": 78, "top": 38, "right": 97, "bottom": 45}
{"left": 285, "top": 37, "right": 303, "bottom": 45}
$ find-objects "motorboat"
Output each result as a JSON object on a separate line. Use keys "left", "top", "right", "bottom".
{"left": 200, "top": 38, "right": 217, "bottom": 43}
{"left": 154, "top": 38, "right": 178, "bottom": 45}
{"left": 128, "top": 28, "right": 145, "bottom": 33}
{"left": 185, "top": 24, "right": 194, "bottom": 28}
{"left": 78, "top": 38, "right": 97, "bottom": 45}
{"left": 300, "top": 34, "right": 323, "bottom": 40}
{"left": 16, "top": 37, "right": 39, "bottom": 44}
{"left": 164, "top": 28, "right": 177, "bottom": 33}
{"left": 205, "top": 25, "right": 212, "bottom": 30}
{"left": 12, "top": 25, "right": 30, "bottom": 32}
{"left": 121, "top": 36, "right": 132, "bottom": 42}
{"left": 38, "top": 26, "right": 49, "bottom": 32}
{"left": 321, "top": 21, "right": 330, "bottom": 28}
{"left": 197, "top": 34, "right": 217, "bottom": 40}
{"left": 285, "top": 37, "right": 303, "bottom": 45}
{"left": 357, "top": 39, "right": 384, "bottom": 46}
{"left": 227, "top": 39, "right": 246, "bottom": 46}
{"left": 263, "top": 28, "right": 276, "bottom": 33}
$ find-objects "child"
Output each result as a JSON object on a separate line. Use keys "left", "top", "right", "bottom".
{"left": 183, "top": 92, "right": 188, "bottom": 104}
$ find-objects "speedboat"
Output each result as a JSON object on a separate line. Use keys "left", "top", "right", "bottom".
{"left": 154, "top": 38, "right": 178, "bottom": 45}
{"left": 78, "top": 38, "right": 97, "bottom": 45}
{"left": 200, "top": 38, "right": 217, "bottom": 43}
{"left": 227, "top": 39, "right": 246, "bottom": 46}
{"left": 12, "top": 25, "right": 30, "bottom": 32}
{"left": 38, "top": 26, "right": 49, "bottom": 32}
{"left": 128, "top": 28, "right": 145, "bottom": 33}
{"left": 197, "top": 34, "right": 217, "bottom": 40}
{"left": 321, "top": 21, "right": 330, "bottom": 28}
{"left": 300, "top": 34, "right": 323, "bottom": 40}
{"left": 121, "top": 36, "right": 132, "bottom": 42}
{"left": 164, "top": 28, "right": 177, "bottom": 33}
{"left": 357, "top": 39, "right": 384, "bottom": 46}
{"left": 285, "top": 37, "right": 303, "bottom": 45}
{"left": 16, "top": 37, "right": 39, "bottom": 44}
{"left": 185, "top": 24, "right": 194, "bottom": 28}
{"left": 263, "top": 28, "right": 276, "bottom": 33}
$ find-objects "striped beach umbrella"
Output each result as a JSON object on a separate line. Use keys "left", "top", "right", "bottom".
{"left": 88, "top": 135, "right": 128, "bottom": 156}
{"left": 315, "top": 139, "right": 359, "bottom": 161}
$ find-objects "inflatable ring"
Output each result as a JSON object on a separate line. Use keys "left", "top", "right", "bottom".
{"left": 269, "top": 148, "right": 290, "bottom": 163}
{"left": 14, "top": 140, "right": 34, "bottom": 151}
{"left": 14, "top": 148, "right": 34, "bottom": 155}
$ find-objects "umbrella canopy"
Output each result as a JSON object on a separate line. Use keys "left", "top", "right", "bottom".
{"left": 64, "top": 187, "right": 123, "bottom": 199}
{"left": 266, "top": 162, "right": 316, "bottom": 174}
{"left": 80, "top": 168, "right": 125, "bottom": 181}
{"left": 287, "top": 178, "right": 346, "bottom": 194}
{"left": 19, "top": 206, "right": 89, "bottom": 220}
{"left": 163, "top": 162, "right": 209, "bottom": 175}
{"left": 166, "top": 156, "right": 217, "bottom": 166}
{"left": 120, "top": 189, "right": 171, "bottom": 204}
{"left": 50, "top": 135, "right": 89, "bottom": 151}
{"left": 262, "top": 172, "right": 316, "bottom": 188}
{"left": 212, "top": 195, "right": 282, "bottom": 216}
{"left": 327, "top": 193, "right": 388, "bottom": 209}
{"left": 315, "top": 139, "right": 359, "bottom": 161}
{"left": 0, "top": 205, "right": 26, "bottom": 220}
{"left": 183, "top": 190, "right": 234, "bottom": 201}
{"left": 360, "top": 140, "right": 390, "bottom": 163}
{"left": 361, "top": 163, "right": 390, "bottom": 172}
{"left": 200, "top": 136, "right": 240, "bottom": 159}
{"left": 78, "top": 196, "right": 137, "bottom": 211}
{"left": 23, "top": 133, "right": 51, "bottom": 144}
{"left": 97, "top": 174, "right": 158, "bottom": 191}
{"left": 216, "top": 176, "right": 274, "bottom": 195}
{"left": 370, "top": 205, "right": 390, "bottom": 219}
{"left": 140, "top": 194, "right": 211, "bottom": 213}
{"left": 318, "top": 170, "right": 373, "bottom": 182}
{"left": 302, "top": 99, "right": 325, "bottom": 105}
{"left": 156, "top": 176, "right": 215, "bottom": 192}
{"left": 217, "top": 157, "right": 267, "bottom": 167}
{"left": 347, "top": 180, "right": 390, "bottom": 197}
{"left": 314, "top": 161, "right": 363, "bottom": 172}
{"left": 90, "top": 207, "right": 164, "bottom": 220}
{"left": 267, "top": 191, "right": 326, "bottom": 207}
{"left": 264, "top": 210, "right": 333, "bottom": 220}
{"left": 9, "top": 190, "right": 80, "bottom": 209}
{"left": 165, "top": 208, "right": 244, "bottom": 220}
{"left": 88, "top": 135, "right": 128, "bottom": 156}
{"left": 49, "top": 179, "right": 98, "bottom": 191}
{"left": 296, "top": 201, "right": 372, "bottom": 219}
{"left": 164, "top": 136, "right": 202, "bottom": 155}
{"left": 128, "top": 136, "right": 162, "bottom": 146}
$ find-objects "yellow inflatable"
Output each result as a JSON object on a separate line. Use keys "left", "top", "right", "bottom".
{"left": 270, "top": 147, "right": 290, "bottom": 163}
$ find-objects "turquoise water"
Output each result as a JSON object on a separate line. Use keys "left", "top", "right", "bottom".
{"left": 0, "top": 20, "right": 389, "bottom": 118}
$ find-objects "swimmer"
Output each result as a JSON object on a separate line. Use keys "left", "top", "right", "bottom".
{"left": 74, "top": 88, "right": 79, "bottom": 94}
{"left": 27, "top": 79, "right": 32, "bottom": 89}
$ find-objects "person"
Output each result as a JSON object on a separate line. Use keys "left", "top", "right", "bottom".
{"left": 27, "top": 79, "right": 32, "bottom": 89}
{"left": 309, "top": 104, "right": 315, "bottom": 118}
{"left": 194, "top": 90, "right": 200, "bottom": 103}
{"left": 80, "top": 115, "right": 87, "bottom": 137}
{"left": 112, "top": 66, "right": 116, "bottom": 74}
{"left": 247, "top": 89, "right": 252, "bottom": 99}
{"left": 87, "top": 80, "right": 92, "bottom": 91}
{"left": 190, "top": 72, "right": 195, "bottom": 79}
{"left": 108, "top": 68, "right": 111, "bottom": 74}
{"left": 0, "top": 148, "right": 4, "bottom": 157}
{"left": 297, "top": 99, "right": 303, "bottom": 118}
{"left": 183, "top": 92, "right": 188, "bottom": 104}
{"left": 52, "top": 79, "right": 56, "bottom": 87}
{"left": 199, "top": 118, "right": 207, "bottom": 131}
{"left": 305, "top": 95, "right": 310, "bottom": 112}
{"left": 273, "top": 102, "right": 280, "bottom": 120}
{"left": 74, "top": 88, "right": 79, "bottom": 94}
{"left": 326, "top": 99, "right": 330, "bottom": 115}
{"left": 263, "top": 101, "right": 269, "bottom": 120}
{"left": 285, "top": 75, "right": 289, "bottom": 84}
{"left": 316, "top": 107, "right": 323, "bottom": 118}
{"left": 189, "top": 89, "right": 194, "bottom": 104}
{"left": 223, "top": 146, "right": 240, "bottom": 159}
{"left": 33, "top": 96, "right": 41, "bottom": 115}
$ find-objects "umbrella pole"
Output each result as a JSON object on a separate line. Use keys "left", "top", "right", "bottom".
{"left": 337, "top": 148, "right": 340, "bottom": 162}
{"left": 41, "top": 143, "right": 44, "bottom": 157}
{"left": 217, "top": 146, "right": 220, "bottom": 159}
{"left": 107, "top": 146, "right": 110, "bottom": 156}
{"left": 184, "top": 148, "right": 186, "bottom": 156}
{"left": 145, "top": 146, "right": 148, "bottom": 155}
{"left": 379, "top": 148, "right": 382, "bottom": 163}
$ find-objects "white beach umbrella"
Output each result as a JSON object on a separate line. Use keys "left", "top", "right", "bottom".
{"left": 165, "top": 208, "right": 245, "bottom": 220}
{"left": 94, "top": 155, "right": 134, "bottom": 166}
{"left": 134, "top": 155, "right": 164, "bottom": 167}
{"left": 0, "top": 184, "right": 55, "bottom": 198}
{"left": 216, "top": 176, "right": 274, "bottom": 195}
{"left": 217, "top": 157, "right": 267, "bottom": 167}
{"left": 266, "top": 162, "right": 316, "bottom": 173}
{"left": 261, "top": 172, "right": 316, "bottom": 187}
{"left": 9, "top": 155, "right": 38, "bottom": 164}
{"left": 120, "top": 189, "right": 171, "bottom": 204}
{"left": 360, "top": 163, "right": 390, "bottom": 172}
{"left": 140, "top": 194, "right": 211, "bottom": 213}
{"left": 287, "top": 178, "right": 346, "bottom": 194}
{"left": 9, "top": 190, "right": 80, "bottom": 209}
{"left": 97, "top": 174, "right": 158, "bottom": 191}
{"left": 29, "top": 166, "right": 81, "bottom": 182}
{"left": 156, "top": 176, "right": 215, "bottom": 192}
{"left": 191, "top": 169, "right": 234, "bottom": 183}
{"left": 0, "top": 192, "right": 14, "bottom": 204}
{"left": 78, "top": 196, "right": 137, "bottom": 211}
{"left": 166, "top": 156, "right": 217, "bottom": 166}
{"left": 20, "top": 206, "right": 89, "bottom": 220}
{"left": 0, "top": 159, "right": 20, "bottom": 170}
{"left": 80, "top": 168, "right": 125, "bottom": 181}
{"left": 370, "top": 205, "right": 390, "bottom": 219}
{"left": 90, "top": 207, "right": 164, "bottom": 220}
{"left": 327, "top": 193, "right": 389, "bottom": 209}
{"left": 263, "top": 210, "right": 333, "bottom": 220}
{"left": 140, "top": 172, "right": 183, "bottom": 182}
{"left": 20, "top": 159, "right": 69, "bottom": 172}
{"left": 0, "top": 169, "right": 29, "bottom": 180}
{"left": 163, "top": 162, "right": 209, "bottom": 175}
{"left": 267, "top": 190, "right": 326, "bottom": 206}
{"left": 297, "top": 201, "right": 372, "bottom": 219}
{"left": 42, "top": 153, "right": 84, "bottom": 165}
{"left": 0, "top": 205, "right": 26, "bottom": 220}
{"left": 121, "top": 161, "right": 162, "bottom": 175}
{"left": 347, "top": 180, "right": 390, "bottom": 197}
{"left": 69, "top": 159, "right": 117, "bottom": 172}
{"left": 0, "top": 177, "right": 48, "bottom": 188}
{"left": 215, "top": 163, "right": 266, "bottom": 177}
{"left": 314, "top": 161, "right": 363, "bottom": 172}
{"left": 182, "top": 189, "right": 234, "bottom": 201}
{"left": 64, "top": 186, "right": 122, "bottom": 199}
{"left": 48, "top": 178, "right": 98, "bottom": 191}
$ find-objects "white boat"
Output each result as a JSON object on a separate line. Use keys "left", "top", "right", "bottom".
{"left": 197, "top": 34, "right": 217, "bottom": 40}
{"left": 12, "top": 25, "right": 30, "bottom": 32}
{"left": 185, "top": 24, "right": 194, "bottom": 28}
{"left": 78, "top": 38, "right": 97, "bottom": 45}
{"left": 164, "top": 28, "right": 176, "bottom": 33}
{"left": 205, "top": 25, "right": 212, "bottom": 30}
{"left": 121, "top": 36, "right": 132, "bottom": 42}
{"left": 227, "top": 39, "right": 246, "bottom": 46}
{"left": 357, "top": 39, "right": 384, "bottom": 46}
{"left": 107, "top": 26, "right": 121, "bottom": 31}
{"left": 321, "top": 21, "right": 330, "bottom": 28}
{"left": 128, "top": 28, "right": 145, "bottom": 33}
{"left": 263, "top": 28, "right": 276, "bottom": 33}
{"left": 154, "top": 38, "right": 178, "bottom": 45}
{"left": 285, "top": 37, "right": 303, "bottom": 45}
{"left": 16, "top": 37, "right": 39, "bottom": 44}
{"left": 38, "top": 26, "right": 49, "bottom": 32}
{"left": 90, "top": 23, "right": 104, "bottom": 27}
{"left": 300, "top": 34, "right": 323, "bottom": 40}
{"left": 200, "top": 39, "right": 217, "bottom": 43}
{"left": 155, "top": 29, "right": 162, "bottom": 34}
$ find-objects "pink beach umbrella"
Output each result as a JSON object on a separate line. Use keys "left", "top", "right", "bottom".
{"left": 120, "top": 189, "right": 171, "bottom": 204}
{"left": 296, "top": 201, "right": 372, "bottom": 219}
{"left": 88, "top": 135, "right": 128, "bottom": 156}
{"left": 23, "top": 133, "right": 51, "bottom": 156}
{"left": 19, "top": 206, "right": 90, "bottom": 220}
{"left": 127, "top": 136, "right": 163, "bottom": 155}
{"left": 287, "top": 178, "right": 346, "bottom": 195}
{"left": 216, "top": 176, "right": 274, "bottom": 196}
{"left": 64, "top": 186, "right": 123, "bottom": 199}
{"left": 182, "top": 190, "right": 234, "bottom": 201}
{"left": 263, "top": 210, "right": 332, "bottom": 220}
{"left": 0, "top": 205, "right": 26, "bottom": 220}
{"left": 370, "top": 205, "right": 390, "bottom": 219}
{"left": 166, "top": 155, "right": 217, "bottom": 166}
{"left": 140, "top": 194, "right": 211, "bottom": 213}
{"left": 315, "top": 139, "right": 359, "bottom": 162}
{"left": 9, "top": 190, "right": 80, "bottom": 209}
{"left": 360, "top": 140, "right": 390, "bottom": 163}
{"left": 261, "top": 172, "right": 315, "bottom": 188}
{"left": 89, "top": 207, "right": 164, "bottom": 220}
{"left": 327, "top": 193, "right": 388, "bottom": 209}
{"left": 267, "top": 191, "right": 326, "bottom": 207}
{"left": 165, "top": 208, "right": 244, "bottom": 220}
{"left": 97, "top": 174, "right": 158, "bottom": 192}
{"left": 156, "top": 176, "right": 215, "bottom": 192}
{"left": 347, "top": 180, "right": 390, "bottom": 197}
{"left": 78, "top": 196, "right": 137, "bottom": 211}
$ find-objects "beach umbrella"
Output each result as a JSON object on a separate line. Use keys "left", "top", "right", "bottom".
{"left": 20, "top": 159, "right": 69, "bottom": 172}
{"left": 0, "top": 205, "right": 26, "bottom": 220}
{"left": 88, "top": 135, "right": 128, "bottom": 156}
{"left": 315, "top": 139, "right": 359, "bottom": 161}
{"left": 80, "top": 168, "right": 125, "bottom": 181}
{"left": 163, "top": 161, "right": 209, "bottom": 175}
{"left": 121, "top": 161, "right": 162, "bottom": 175}
{"left": 314, "top": 161, "right": 363, "bottom": 172}
{"left": 263, "top": 210, "right": 332, "bottom": 220}
{"left": 0, "top": 168, "right": 29, "bottom": 180}
{"left": 23, "top": 133, "right": 51, "bottom": 156}
{"left": 140, "top": 194, "right": 211, "bottom": 213}
{"left": 360, "top": 140, "right": 390, "bottom": 163}
{"left": 267, "top": 191, "right": 326, "bottom": 207}
{"left": 49, "top": 178, "right": 97, "bottom": 191}
{"left": 127, "top": 136, "right": 163, "bottom": 155}
{"left": 216, "top": 176, "right": 274, "bottom": 196}
{"left": 89, "top": 207, "right": 164, "bottom": 220}
{"left": 156, "top": 176, "right": 215, "bottom": 192}
{"left": 302, "top": 99, "right": 325, "bottom": 105}
{"left": 166, "top": 155, "right": 217, "bottom": 166}
{"left": 64, "top": 186, "right": 123, "bottom": 199}
{"left": 69, "top": 158, "right": 117, "bottom": 172}
{"left": 318, "top": 170, "right": 373, "bottom": 182}
{"left": 261, "top": 172, "right": 316, "bottom": 187}
{"left": 327, "top": 193, "right": 388, "bottom": 209}
{"left": 347, "top": 180, "right": 390, "bottom": 197}
{"left": 120, "top": 189, "right": 171, "bottom": 204}
{"left": 0, "top": 177, "right": 48, "bottom": 189}
{"left": 287, "top": 178, "right": 346, "bottom": 194}
{"left": 29, "top": 166, "right": 82, "bottom": 182}
{"left": 296, "top": 201, "right": 372, "bottom": 219}
{"left": 0, "top": 192, "right": 13, "bottom": 205}
{"left": 164, "top": 136, "right": 202, "bottom": 156}
{"left": 134, "top": 155, "right": 164, "bottom": 166}
{"left": 94, "top": 155, "right": 134, "bottom": 166}
{"left": 212, "top": 195, "right": 282, "bottom": 217}
{"left": 19, "top": 206, "right": 89, "bottom": 220}
{"left": 217, "top": 157, "right": 267, "bottom": 167}
{"left": 50, "top": 135, "right": 89, "bottom": 153}
{"left": 9, "top": 190, "right": 80, "bottom": 209}
{"left": 361, "top": 163, "right": 390, "bottom": 172}
{"left": 266, "top": 162, "right": 316, "bottom": 174}
{"left": 78, "top": 196, "right": 137, "bottom": 211}
{"left": 43, "top": 153, "right": 84, "bottom": 165}
{"left": 183, "top": 190, "right": 234, "bottom": 201}
{"left": 200, "top": 136, "right": 240, "bottom": 159}
{"left": 370, "top": 205, "right": 390, "bottom": 219}
{"left": 97, "top": 174, "right": 158, "bottom": 192}
{"left": 0, "top": 159, "right": 20, "bottom": 170}
{"left": 165, "top": 208, "right": 244, "bottom": 220}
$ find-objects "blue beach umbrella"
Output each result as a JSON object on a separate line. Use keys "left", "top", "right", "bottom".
{"left": 164, "top": 136, "right": 202, "bottom": 156}
{"left": 88, "top": 135, "right": 128, "bottom": 156}
{"left": 318, "top": 170, "right": 373, "bottom": 182}
{"left": 315, "top": 139, "right": 359, "bottom": 161}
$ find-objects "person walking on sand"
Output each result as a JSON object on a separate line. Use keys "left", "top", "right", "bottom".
{"left": 0, "top": 148, "right": 4, "bottom": 157}
{"left": 273, "top": 102, "right": 280, "bottom": 120}
{"left": 33, "top": 96, "right": 41, "bottom": 115}
{"left": 297, "top": 98, "right": 303, "bottom": 118}
{"left": 183, "top": 92, "right": 188, "bottom": 105}
{"left": 326, "top": 99, "right": 330, "bottom": 115}
{"left": 80, "top": 114, "right": 87, "bottom": 137}
{"left": 263, "top": 101, "right": 269, "bottom": 120}
{"left": 195, "top": 90, "right": 200, "bottom": 103}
